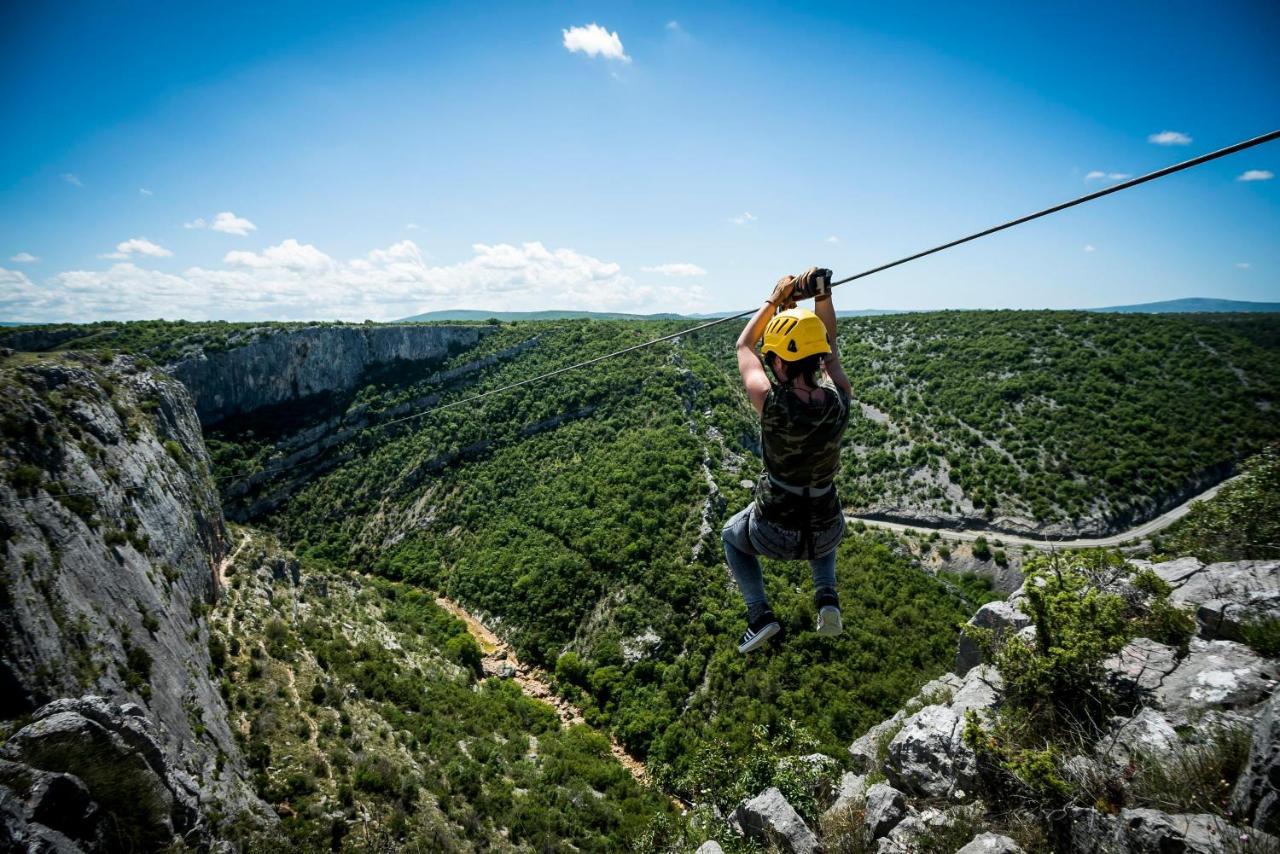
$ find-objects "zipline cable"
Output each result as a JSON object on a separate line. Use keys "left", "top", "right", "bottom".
{"left": 5, "top": 129, "right": 1278, "bottom": 505}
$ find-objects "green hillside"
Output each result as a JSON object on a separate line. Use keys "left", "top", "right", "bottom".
{"left": 190, "top": 309, "right": 1279, "bottom": 806}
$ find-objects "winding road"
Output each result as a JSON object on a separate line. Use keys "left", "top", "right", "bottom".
{"left": 848, "top": 474, "right": 1238, "bottom": 550}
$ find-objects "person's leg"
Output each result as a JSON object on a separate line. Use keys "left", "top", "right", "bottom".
{"left": 810, "top": 549, "right": 843, "bottom": 636}
{"left": 722, "top": 507, "right": 767, "bottom": 608}
{"left": 722, "top": 506, "right": 780, "bottom": 652}
{"left": 808, "top": 550, "right": 837, "bottom": 592}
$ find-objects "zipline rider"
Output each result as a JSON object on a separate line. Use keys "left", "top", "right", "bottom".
{"left": 722, "top": 267, "right": 853, "bottom": 653}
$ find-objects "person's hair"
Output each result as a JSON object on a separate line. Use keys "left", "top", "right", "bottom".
{"left": 768, "top": 353, "right": 824, "bottom": 388}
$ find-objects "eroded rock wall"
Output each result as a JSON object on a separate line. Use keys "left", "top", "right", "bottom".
{"left": 168, "top": 323, "right": 493, "bottom": 425}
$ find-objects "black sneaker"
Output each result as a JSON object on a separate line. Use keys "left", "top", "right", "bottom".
{"left": 815, "top": 587, "right": 843, "bottom": 636}
{"left": 738, "top": 604, "right": 781, "bottom": 654}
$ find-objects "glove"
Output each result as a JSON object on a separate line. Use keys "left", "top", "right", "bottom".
{"left": 792, "top": 267, "right": 833, "bottom": 301}
{"left": 768, "top": 275, "right": 797, "bottom": 308}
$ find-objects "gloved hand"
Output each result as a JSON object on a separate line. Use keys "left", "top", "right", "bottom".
{"left": 768, "top": 275, "right": 797, "bottom": 308}
{"left": 792, "top": 267, "right": 833, "bottom": 301}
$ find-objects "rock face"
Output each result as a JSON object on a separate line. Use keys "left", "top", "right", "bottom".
{"left": 730, "top": 787, "right": 820, "bottom": 854}
{"left": 1155, "top": 638, "right": 1277, "bottom": 726}
{"left": 1066, "top": 806, "right": 1254, "bottom": 853}
{"left": 169, "top": 323, "right": 493, "bottom": 424}
{"left": 0, "top": 356, "right": 268, "bottom": 839}
{"left": 1233, "top": 689, "right": 1280, "bottom": 833}
{"left": 0, "top": 696, "right": 204, "bottom": 852}
{"left": 884, "top": 704, "right": 977, "bottom": 798}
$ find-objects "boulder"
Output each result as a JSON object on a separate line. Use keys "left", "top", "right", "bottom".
{"left": 955, "top": 601, "right": 1032, "bottom": 676}
{"left": 1067, "top": 805, "right": 1266, "bottom": 853}
{"left": 730, "top": 787, "right": 819, "bottom": 854}
{"left": 1155, "top": 638, "right": 1278, "bottom": 726}
{"left": 848, "top": 709, "right": 907, "bottom": 774}
{"left": 863, "top": 783, "right": 907, "bottom": 840}
{"left": 884, "top": 705, "right": 977, "bottom": 799}
{"left": 695, "top": 841, "right": 725, "bottom": 854}
{"left": 1095, "top": 709, "right": 1180, "bottom": 770}
{"left": 956, "top": 831, "right": 1025, "bottom": 854}
{"left": 1104, "top": 637, "right": 1179, "bottom": 697}
{"left": 1232, "top": 689, "right": 1280, "bottom": 834}
{"left": 1148, "top": 557, "right": 1204, "bottom": 588}
{"left": 823, "top": 772, "right": 868, "bottom": 822}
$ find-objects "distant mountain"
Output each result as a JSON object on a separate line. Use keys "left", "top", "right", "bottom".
{"left": 400, "top": 307, "right": 912, "bottom": 322}
{"left": 398, "top": 309, "right": 689, "bottom": 322}
{"left": 1090, "top": 297, "right": 1280, "bottom": 314}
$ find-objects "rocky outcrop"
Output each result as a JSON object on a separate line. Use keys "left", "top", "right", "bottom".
{"left": 169, "top": 323, "right": 494, "bottom": 424}
{"left": 1066, "top": 806, "right": 1257, "bottom": 853}
{"left": 864, "top": 782, "right": 907, "bottom": 839}
{"left": 0, "top": 355, "right": 269, "bottom": 842}
{"left": 1233, "top": 690, "right": 1280, "bottom": 834}
{"left": 956, "top": 832, "right": 1024, "bottom": 853}
{"left": 0, "top": 696, "right": 204, "bottom": 852}
{"left": 955, "top": 601, "right": 1031, "bottom": 676}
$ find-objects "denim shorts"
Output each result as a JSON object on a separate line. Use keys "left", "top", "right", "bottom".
{"left": 722, "top": 502, "right": 845, "bottom": 561}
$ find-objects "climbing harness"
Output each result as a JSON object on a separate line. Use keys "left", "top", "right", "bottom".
{"left": 5, "top": 129, "right": 1277, "bottom": 505}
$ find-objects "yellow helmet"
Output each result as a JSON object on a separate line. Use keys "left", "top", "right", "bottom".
{"left": 761, "top": 308, "right": 830, "bottom": 362}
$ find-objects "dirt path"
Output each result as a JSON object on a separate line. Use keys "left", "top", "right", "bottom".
{"left": 434, "top": 596, "right": 654, "bottom": 788}
{"left": 850, "top": 474, "right": 1238, "bottom": 550}
{"left": 215, "top": 530, "right": 252, "bottom": 590}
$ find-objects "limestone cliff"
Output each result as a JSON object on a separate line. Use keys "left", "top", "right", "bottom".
{"left": 168, "top": 323, "right": 494, "bottom": 425}
{"left": 0, "top": 352, "right": 269, "bottom": 844}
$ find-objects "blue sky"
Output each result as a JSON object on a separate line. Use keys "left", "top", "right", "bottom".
{"left": 1, "top": 1, "right": 1277, "bottom": 321}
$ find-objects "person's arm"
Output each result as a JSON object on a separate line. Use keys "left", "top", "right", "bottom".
{"left": 813, "top": 293, "right": 853, "bottom": 398}
{"left": 736, "top": 277, "right": 795, "bottom": 414}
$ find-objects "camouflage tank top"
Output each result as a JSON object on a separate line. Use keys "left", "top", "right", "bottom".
{"left": 755, "top": 381, "right": 850, "bottom": 530}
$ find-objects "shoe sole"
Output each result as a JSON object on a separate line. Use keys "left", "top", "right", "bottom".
{"left": 816, "top": 606, "right": 843, "bottom": 636}
{"left": 738, "top": 621, "right": 781, "bottom": 653}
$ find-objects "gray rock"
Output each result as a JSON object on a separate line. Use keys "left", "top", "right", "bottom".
{"left": 1149, "top": 557, "right": 1205, "bottom": 588}
{"left": 1096, "top": 708, "right": 1180, "bottom": 770}
{"left": 884, "top": 705, "right": 977, "bottom": 799}
{"left": 1123, "top": 808, "right": 1236, "bottom": 853}
{"left": 730, "top": 787, "right": 819, "bottom": 854}
{"left": 955, "top": 601, "right": 1032, "bottom": 676}
{"left": 955, "top": 831, "right": 1025, "bottom": 854}
{"left": 1062, "top": 755, "right": 1102, "bottom": 789}
{"left": 848, "top": 709, "right": 907, "bottom": 774}
{"left": 1155, "top": 638, "right": 1278, "bottom": 726}
{"left": 823, "top": 772, "right": 868, "bottom": 821}
{"left": 4, "top": 707, "right": 178, "bottom": 851}
{"left": 863, "top": 783, "right": 907, "bottom": 840}
{"left": 1104, "top": 637, "right": 1179, "bottom": 696}
{"left": 950, "top": 664, "right": 1002, "bottom": 719}
{"left": 1168, "top": 561, "right": 1280, "bottom": 641}
{"left": 1232, "top": 689, "right": 1280, "bottom": 834}
{"left": 695, "top": 842, "right": 725, "bottom": 854}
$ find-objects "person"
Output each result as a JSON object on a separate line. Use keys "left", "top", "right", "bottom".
{"left": 721, "top": 267, "right": 853, "bottom": 653}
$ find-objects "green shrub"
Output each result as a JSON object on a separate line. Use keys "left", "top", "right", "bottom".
{"left": 9, "top": 464, "right": 42, "bottom": 493}
{"left": 1242, "top": 616, "right": 1280, "bottom": 658}
{"left": 972, "top": 536, "right": 992, "bottom": 561}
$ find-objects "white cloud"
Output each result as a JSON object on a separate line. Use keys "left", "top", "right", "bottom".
{"left": 666, "top": 20, "right": 681, "bottom": 30}
{"left": 139, "top": 188, "right": 153, "bottom": 197}
{"left": 405, "top": 223, "right": 420, "bottom": 230}
{"left": 1148, "top": 130, "right": 1192, "bottom": 146}
{"left": 1236, "top": 262, "right": 1251, "bottom": 269}
{"left": 1083, "top": 244, "right": 1096, "bottom": 253}
{"left": 225, "top": 238, "right": 332, "bottom": 271}
{"left": 61, "top": 173, "right": 82, "bottom": 187}
{"left": 2, "top": 238, "right": 704, "bottom": 322}
{"left": 641, "top": 263, "right": 707, "bottom": 277}
{"left": 183, "top": 211, "right": 258, "bottom": 235}
{"left": 731, "top": 211, "right": 756, "bottom": 225}
{"left": 562, "top": 23, "right": 630, "bottom": 62}
{"left": 825, "top": 235, "right": 839, "bottom": 244}
{"left": 9, "top": 252, "right": 38, "bottom": 263}
{"left": 99, "top": 237, "right": 173, "bottom": 260}
{"left": 1085, "top": 170, "right": 1131, "bottom": 182}
{"left": 210, "top": 211, "right": 257, "bottom": 235}
{"left": 1237, "top": 169, "right": 1274, "bottom": 182}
